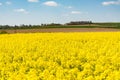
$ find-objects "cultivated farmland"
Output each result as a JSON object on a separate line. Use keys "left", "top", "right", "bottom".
{"left": 0, "top": 32, "right": 120, "bottom": 80}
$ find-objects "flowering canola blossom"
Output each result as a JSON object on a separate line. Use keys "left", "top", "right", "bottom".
{"left": 0, "top": 32, "right": 120, "bottom": 80}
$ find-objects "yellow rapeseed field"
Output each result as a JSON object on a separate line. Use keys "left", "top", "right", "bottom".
{"left": 0, "top": 32, "right": 120, "bottom": 80}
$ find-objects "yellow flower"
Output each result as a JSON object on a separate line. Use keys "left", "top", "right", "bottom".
{"left": 0, "top": 32, "right": 120, "bottom": 80}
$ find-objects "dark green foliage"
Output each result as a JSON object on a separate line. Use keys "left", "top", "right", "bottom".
{"left": 0, "top": 22, "right": 120, "bottom": 30}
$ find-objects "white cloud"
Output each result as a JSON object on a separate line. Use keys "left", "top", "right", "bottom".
{"left": 6, "top": 1, "right": 12, "bottom": 5}
{"left": 0, "top": 3, "right": 2, "bottom": 6}
{"left": 102, "top": 0, "right": 120, "bottom": 6}
{"left": 71, "top": 11, "right": 81, "bottom": 14}
{"left": 66, "top": 6, "right": 73, "bottom": 9}
{"left": 28, "top": 0, "right": 39, "bottom": 3}
{"left": 43, "top": 1, "right": 58, "bottom": 7}
{"left": 14, "top": 8, "right": 29, "bottom": 14}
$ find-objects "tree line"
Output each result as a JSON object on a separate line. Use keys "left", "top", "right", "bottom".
{"left": 0, "top": 21, "right": 93, "bottom": 29}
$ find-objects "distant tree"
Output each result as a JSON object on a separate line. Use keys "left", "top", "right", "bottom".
{"left": 66, "top": 21, "right": 92, "bottom": 25}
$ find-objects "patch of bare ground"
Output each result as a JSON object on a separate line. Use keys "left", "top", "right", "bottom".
{"left": 0, "top": 28, "right": 120, "bottom": 33}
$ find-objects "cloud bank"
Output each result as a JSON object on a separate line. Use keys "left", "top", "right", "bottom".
{"left": 102, "top": 0, "right": 120, "bottom": 6}
{"left": 43, "top": 1, "right": 58, "bottom": 7}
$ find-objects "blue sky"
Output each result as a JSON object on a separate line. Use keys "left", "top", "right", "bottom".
{"left": 0, "top": 0, "right": 120, "bottom": 25}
